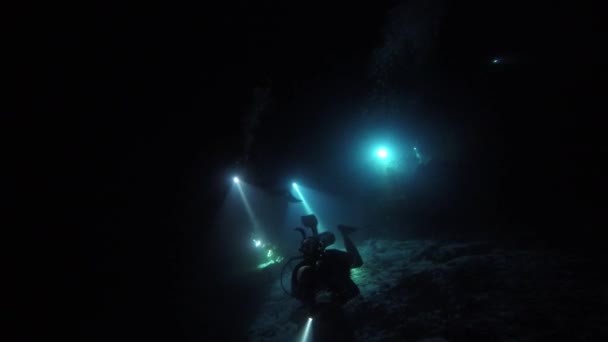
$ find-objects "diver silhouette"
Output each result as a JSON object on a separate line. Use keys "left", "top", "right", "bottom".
{"left": 290, "top": 214, "right": 364, "bottom": 311}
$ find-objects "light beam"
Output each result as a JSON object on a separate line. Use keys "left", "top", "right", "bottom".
{"left": 292, "top": 183, "right": 326, "bottom": 232}
{"left": 293, "top": 185, "right": 313, "bottom": 215}
{"left": 235, "top": 181, "right": 259, "bottom": 231}
{"left": 300, "top": 317, "right": 313, "bottom": 342}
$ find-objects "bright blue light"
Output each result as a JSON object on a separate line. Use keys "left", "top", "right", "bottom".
{"left": 292, "top": 182, "right": 298, "bottom": 188}
{"left": 233, "top": 177, "right": 239, "bottom": 183}
{"left": 377, "top": 148, "right": 388, "bottom": 159}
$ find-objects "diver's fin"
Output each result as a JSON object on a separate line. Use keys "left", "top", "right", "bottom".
{"left": 287, "top": 191, "right": 303, "bottom": 203}
{"left": 267, "top": 188, "right": 302, "bottom": 203}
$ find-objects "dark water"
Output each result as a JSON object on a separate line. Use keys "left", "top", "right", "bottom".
{"left": 17, "top": 1, "right": 605, "bottom": 341}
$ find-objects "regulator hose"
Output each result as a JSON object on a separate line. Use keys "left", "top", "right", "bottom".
{"left": 280, "top": 255, "right": 304, "bottom": 296}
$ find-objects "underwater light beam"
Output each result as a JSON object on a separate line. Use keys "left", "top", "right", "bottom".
{"left": 235, "top": 181, "right": 259, "bottom": 230}
{"left": 292, "top": 185, "right": 313, "bottom": 216}
{"left": 300, "top": 317, "right": 313, "bottom": 342}
{"left": 292, "top": 183, "right": 326, "bottom": 232}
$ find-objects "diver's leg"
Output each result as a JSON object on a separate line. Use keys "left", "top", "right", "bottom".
{"left": 332, "top": 277, "right": 360, "bottom": 305}
{"left": 294, "top": 265, "right": 317, "bottom": 306}
{"left": 338, "top": 225, "right": 363, "bottom": 268}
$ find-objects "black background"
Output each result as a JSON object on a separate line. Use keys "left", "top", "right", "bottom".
{"left": 6, "top": 0, "right": 605, "bottom": 340}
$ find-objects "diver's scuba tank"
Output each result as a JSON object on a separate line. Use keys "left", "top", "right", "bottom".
{"left": 281, "top": 214, "right": 325, "bottom": 296}
{"left": 281, "top": 214, "right": 339, "bottom": 298}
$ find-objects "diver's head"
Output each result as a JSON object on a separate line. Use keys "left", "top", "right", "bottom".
{"left": 301, "top": 215, "right": 318, "bottom": 231}
{"left": 298, "top": 232, "right": 335, "bottom": 259}
{"left": 299, "top": 237, "right": 323, "bottom": 259}
{"left": 318, "top": 231, "right": 335, "bottom": 248}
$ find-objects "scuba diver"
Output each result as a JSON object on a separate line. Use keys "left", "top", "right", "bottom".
{"left": 288, "top": 214, "right": 364, "bottom": 311}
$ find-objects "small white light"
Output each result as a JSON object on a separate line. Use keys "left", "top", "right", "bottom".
{"left": 292, "top": 182, "right": 298, "bottom": 188}
{"left": 233, "top": 177, "right": 239, "bottom": 183}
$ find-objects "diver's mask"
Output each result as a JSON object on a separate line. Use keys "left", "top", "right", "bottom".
{"left": 318, "top": 231, "right": 335, "bottom": 247}
{"left": 299, "top": 237, "right": 323, "bottom": 258}
{"left": 295, "top": 214, "right": 335, "bottom": 259}
{"left": 298, "top": 232, "right": 335, "bottom": 259}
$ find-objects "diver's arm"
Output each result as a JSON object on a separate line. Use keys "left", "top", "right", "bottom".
{"left": 338, "top": 225, "right": 363, "bottom": 268}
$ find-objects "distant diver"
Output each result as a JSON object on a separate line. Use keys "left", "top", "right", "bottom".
{"left": 268, "top": 188, "right": 302, "bottom": 203}
{"left": 286, "top": 190, "right": 303, "bottom": 203}
{"left": 284, "top": 214, "right": 363, "bottom": 311}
